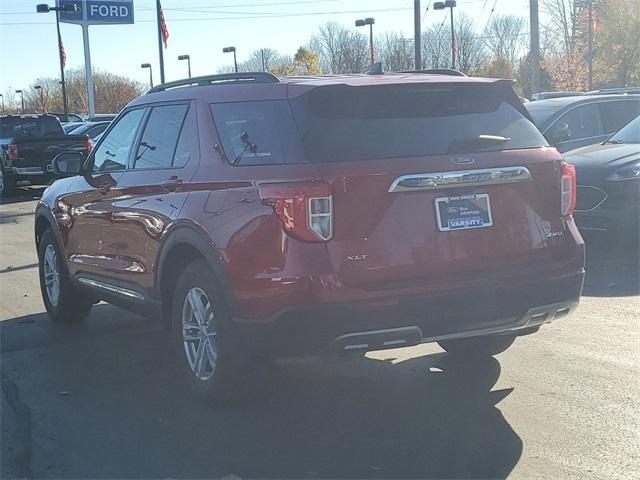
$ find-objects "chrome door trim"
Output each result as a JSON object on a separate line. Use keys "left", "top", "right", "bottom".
{"left": 388, "top": 166, "right": 532, "bottom": 193}
{"left": 575, "top": 185, "right": 608, "bottom": 212}
{"left": 77, "top": 277, "right": 145, "bottom": 301}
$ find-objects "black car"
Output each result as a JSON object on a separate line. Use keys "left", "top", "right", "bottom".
{"left": 565, "top": 115, "right": 640, "bottom": 242}
{"left": 525, "top": 94, "right": 640, "bottom": 152}
{"left": 65, "top": 121, "right": 110, "bottom": 139}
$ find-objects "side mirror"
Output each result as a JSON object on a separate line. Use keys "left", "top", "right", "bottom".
{"left": 49, "top": 151, "right": 84, "bottom": 176}
{"left": 550, "top": 123, "right": 571, "bottom": 144}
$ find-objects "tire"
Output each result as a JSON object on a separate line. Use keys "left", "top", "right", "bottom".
{"left": 0, "top": 163, "right": 17, "bottom": 197}
{"left": 38, "top": 229, "right": 93, "bottom": 323}
{"left": 438, "top": 334, "right": 516, "bottom": 358}
{"left": 170, "top": 261, "right": 268, "bottom": 403}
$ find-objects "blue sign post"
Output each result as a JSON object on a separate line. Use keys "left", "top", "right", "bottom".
{"left": 58, "top": 0, "right": 134, "bottom": 116}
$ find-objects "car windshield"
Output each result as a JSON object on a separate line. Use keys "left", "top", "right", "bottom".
{"left": 607, "top": 115, "right": 640, "bottom": 144}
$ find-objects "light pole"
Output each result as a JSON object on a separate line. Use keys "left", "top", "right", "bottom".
{"left": 223, "top": 47, "right": 238, "bottom": 73}
{"left": 141, "top": 63, "right": 154, "bottom": 88}
{"left": 34, "top": 85, "right": 45, "bottom": 113}
{"left": 355, "top": 17, "right": 375, "bottom": 65}
{"left": 434, "top": 0, "right": 457, "bottom": 70}
{"left": 178, "top": 54, "right": 191, "bottom": 78}
{"left": 36, "top": 3, "right": 77, "bottom": 117}
{"left": 15, "top": 90, "right": 24, "bottom": 114}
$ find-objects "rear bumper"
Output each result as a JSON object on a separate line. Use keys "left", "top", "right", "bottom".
{"left": 237, "top": 269, "right": 585, "bottom": 358}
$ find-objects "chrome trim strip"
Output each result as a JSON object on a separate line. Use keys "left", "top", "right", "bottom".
{"left": 13, "top": 167, "right": 45, "bottom": 176}
{"left": 575, "top": 185, "right": 608, "bottom": 212}
{"left": 77, "top": 277, "right": 145, "bottom": 301}
{"left": 388, "top": 166, "right": 532, "bottom": 192}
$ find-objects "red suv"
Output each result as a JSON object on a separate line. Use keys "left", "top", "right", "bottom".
{"left": 36, "top": 72, "right": 585, "bottom": 399}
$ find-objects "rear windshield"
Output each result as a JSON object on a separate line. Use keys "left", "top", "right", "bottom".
{"left": 1, "top": 118, "right": 18, "bottom": 138}
{"left": 0, "top": 116, "right": 62, "bottom": 139}
{"left": 211, "top": 83, "right": 547, "bottom": 165}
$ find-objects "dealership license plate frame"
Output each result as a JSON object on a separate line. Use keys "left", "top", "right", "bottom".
{"left": 435, "top": 194, "right": 494, "bottom": 232}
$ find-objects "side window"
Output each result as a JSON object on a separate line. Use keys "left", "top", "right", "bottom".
{"left": 211, "top": 101, "right": 286, "bottom": 165}
{"left": 133, "top": 104, "right": 189, "bottom": 170}
{"left": 173, "top": 105, "right": 196, "bottom": 168}
{"left": 550, "top": 103, "right": 603, "bottom": 142}
{"left": 92, "top": 109, "right": 145, "bottom": 172}
{"left": 599, "top": 101, "right": 640, "bottom": 134}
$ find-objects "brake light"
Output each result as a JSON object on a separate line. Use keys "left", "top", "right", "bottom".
{"left": 259, "top": 182, "right": 333, "bottom": 241}
{"left": 85, "top": 137, "right": 93, "bottom": 155}
{"left": 561, "top": 162, "right": 576, "bottom": 216}
{"left": 7, "top": 144, "right": 18, "bottom": 160}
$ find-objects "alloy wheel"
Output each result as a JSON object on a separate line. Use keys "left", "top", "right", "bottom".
{"left": 181, "top": 287, "right": 217, "bottom": 381}
{"left": 43, "top": 244, "right": 60, "bottom": 307}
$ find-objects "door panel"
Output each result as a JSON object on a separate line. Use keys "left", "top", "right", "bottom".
{"left": 63, "top": 108, "right": 146, "bottom": 288}
{"left": 62, "top": 171, "right": 124, "bottom": 281}
{"left": 110, "top": 101, "right": 200, "bottom": 299}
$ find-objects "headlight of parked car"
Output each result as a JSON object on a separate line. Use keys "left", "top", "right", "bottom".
{"left": 607, "top": 161, "right": 640, "bottom": 181}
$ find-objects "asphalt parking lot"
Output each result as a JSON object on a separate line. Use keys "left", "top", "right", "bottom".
{"left": 1, "top": 186, "right": 639, "bottom": 479}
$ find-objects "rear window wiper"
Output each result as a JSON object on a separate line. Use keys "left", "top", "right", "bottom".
{"left": 449, "top": 134, "right": 511, "bottom": 153}
{"left": 231, "top": 131, "right": 257, "bottom": 165}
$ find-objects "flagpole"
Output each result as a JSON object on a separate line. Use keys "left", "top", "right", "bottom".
{"left": 55, "top": 9, "right": 69, "bottom": 116}
{"left": 156, "top": 0, "right": 165, "bottom": 84}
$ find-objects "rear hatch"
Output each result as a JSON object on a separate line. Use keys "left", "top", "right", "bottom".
{"left": 210, "top": 79, "right": 574, "bottom": 291}
{"left": 287, "top": 81, "right": 571, "bottom": 289}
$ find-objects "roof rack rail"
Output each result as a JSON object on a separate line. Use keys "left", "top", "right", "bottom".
{"left": 401, "top": 68, "right": 467, "bottom": 77}
{"left": 147, "top": 72, "right": 280, "bottom": 94}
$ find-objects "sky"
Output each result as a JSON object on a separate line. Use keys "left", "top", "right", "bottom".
{"left": 0, "top": 0, "right": 533, "bottom": 94}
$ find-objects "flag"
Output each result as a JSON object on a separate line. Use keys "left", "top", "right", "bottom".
{"left": 159, "top": 2, "right": 169, "bottom": 49}
{"left": 59, "top": 33, "right": 67, "bottom": 69}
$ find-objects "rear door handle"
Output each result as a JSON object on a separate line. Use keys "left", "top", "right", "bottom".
{"left": 98, "top": 184, "right": 111, "bottom": 195}
{"left": 161, "top": 177, "right": 183, "bottom": 192}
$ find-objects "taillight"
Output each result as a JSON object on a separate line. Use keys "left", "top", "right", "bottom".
{"left": 7, "top": 144, "right": 18, "bottom": 160}
{"left": 85, "top": 137, "right": 93, "bottom": 155}
{"left": 561, "top": 162, "right": 576, "bottom": 216}
{"left": 259, "top": 182, "right": 333, "bottom": 242}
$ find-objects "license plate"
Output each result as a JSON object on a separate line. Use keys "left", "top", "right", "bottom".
{"left": 435, "top": 194, "right": 493, "bottom": 231}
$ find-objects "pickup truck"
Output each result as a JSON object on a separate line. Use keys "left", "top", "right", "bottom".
{"left": 0, "top": 114, "right": 90, "bottom": 196}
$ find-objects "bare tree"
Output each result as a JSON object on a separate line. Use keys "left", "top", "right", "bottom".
{"left": 218, "top": 48, "right": 291, "bottom": 73}
{"left": 483, "top": 14, "right": 526, "bottom": 67}
{"left": 455, "top": 13, "right": 487, "bottom": 74}
{"left": 377, "top": 32, "right": 414, "bottom": 72}
{"left": 421, "top": 23, "right": 451, "bottom": 69}
{"left": 541, "top": 0, "right": 590, "bottom": 90}
{"left": 308, "top": 22, "right": 369, "bottom": 73}
{"left": 8, "top": 69, "right": 144, "bottom": 115}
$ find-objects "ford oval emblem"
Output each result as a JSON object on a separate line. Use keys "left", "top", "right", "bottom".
{"left": 453, "top": 156, "right": 476, "bottom": 165}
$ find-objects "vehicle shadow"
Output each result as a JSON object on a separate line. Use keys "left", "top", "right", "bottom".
{"left": 582, "top": 234, "right": 640, "bottom": 297}
{"left": 0, "top": 305, "right": 522, "bottom": 479}
{"left": 0, "top": 186, "right": 47, "bottom": 205}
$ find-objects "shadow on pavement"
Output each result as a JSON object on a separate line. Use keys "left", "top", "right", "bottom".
{"left": 1, "top": 305, "right": 522, "bottom": 479}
